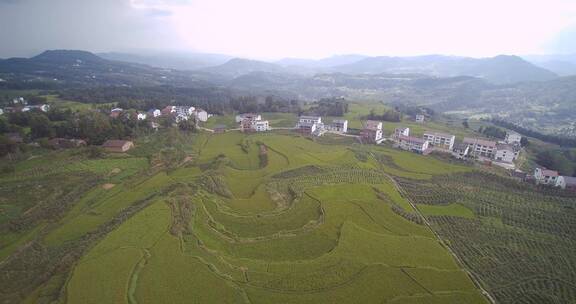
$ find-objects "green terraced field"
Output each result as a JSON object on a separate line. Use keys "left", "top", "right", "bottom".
{"left": 4, "top": 129, "right": 573, "bottom": 304}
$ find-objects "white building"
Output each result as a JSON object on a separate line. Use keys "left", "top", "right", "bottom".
{"left": 174, "top": 106, "right": 195, "bottom": 117}
{"left": 556, "top": 176, "right": 576, "bottom": 191}
{"left": 452, "top": 143, "right": 470, "bottom": 159}
{"left": 415, "top": 114, "right": 425, "bottom": 123}
{"left": 297, "top": 116, "right": 324, "bottom": 136}
{"left": 147, "top": 109, "right": 161, "bottom": 118}
{"left": 328, "top": 119, "right": 348, "bottom": 133}
{"left": 534, "top": 168, "right": 559, "bottom": 185}
{"left": 0, "top": 108, "right": 3, "bottom": 115}
{"left": 393, "top": 127, "right": 410, "bottom": 139}
{"left": 398, "top": 135, "right": 430, "bottom": 154}
{"left": 194, "top": 109, "right": 209, "bottom": 122}
{"left": 494, "top": 144, "right": 515, "bottom": 163}
{"left": 505, "top": 132, "right": 522, "bottom": 145}
{"left": 252, "top": 120, "right": 270, "bottom": 132}
{"left": 361, "top": 120, "right": 384, "bottom": 143}
{"left": 463, "top": 137, "right": 497, "bottom": 158}
{"left": 423, "top": 131, "right": 455, "bottom": 150}
{"left": 136, "top": 112, "right": 147, "bottom": 120}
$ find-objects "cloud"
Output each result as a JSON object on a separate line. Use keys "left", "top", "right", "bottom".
{"left": 0, "top": 0, "right": 185, "bottom": 57}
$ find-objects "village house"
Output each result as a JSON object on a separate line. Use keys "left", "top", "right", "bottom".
{"left": 296, "top": 116, "right": 324, "bottom": 136}
{"left": 22, "top": 104, "right": 50, "bottom": 113}
{"left": 236, "top": 113, "right": 262, "bottom": 123}
{"left": 136, "top": 112, "right": 147, "bottom": 120}
{"left": 240, "top": 113, "right": 270, "bottom": 132}
{"left": 397, "top": 135, "right": 430, "bottom": 154}
{"left": 194, "top": 109, "right": 209, "bottom": 122}
{"left": 47, "top": 138, "right": 87, "bottom": 149}
{"left": 534, "top": 168, "right": 559, "bottom": 186}
{"left": 13, "top": 97, "right": 26, "bottom": 105}
{"left": 423, "top": 131, "right": 455, "bottom": 150}
{"left": 174, "top": 106, "right": 195, "bottom": 117}
{"left": 147, "top": 108, "right": 161, "bottom": 118}
{"left": 556, "top": 176, "right": 576, "bottom": 191}
{"left": 110, "top": 108, "right": 123, "bottom": 119}
{"left": 361, "top": 120, "right": 384, "bottom": 143}
{"left": 393, "top": 127, "right": 410, "bottom": 140}
{"left": 102, "top": 140, "right": 134, "bottom": 153}
{"left": 451, "top": 143, "right": 470, "bottom": 159}
{"left": 415, "top": 114, "right": 425, "bottom": 123}
{"left": 494, "top": 143, "right": 516, "bottom": 163}
{"left": 505, "top": 132, "right": 522, "bottom": 145}
{"left": 326, "top": 119, "right": 348, "bottom": 133}
{"left": 463, "top": 137, "right": 497, "bottom": 158}
{"left": 161, "top": 106, "right": 176, "bottom": 116}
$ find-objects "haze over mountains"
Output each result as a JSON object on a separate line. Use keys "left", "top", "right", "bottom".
{"left": 92, "top": 51, "right": 569, "bottom": 85}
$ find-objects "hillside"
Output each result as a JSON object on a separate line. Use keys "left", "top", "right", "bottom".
{"left": 203, "top": 58, "right": 289, "bottom": 78}
{"left": 1, "top": 124, "right": 575, "bottom": 303}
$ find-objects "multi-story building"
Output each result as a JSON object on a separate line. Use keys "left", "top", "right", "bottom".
{"left": 534, "top": 168, "right": 559, "bottom": 186}
{"left": 236, "top": 113, "right": 262, "bottom": 123}
{"left": 505, "top": 132, "right": 522, "bottom": 145}
{"left": 463, "top": 137, "right": 497, "bottom": 158}
{"left": 494, "top": 143, "right": 516, "bottom": 163}
{"left": 393, "top": 127, "right": 410, "bottom": 139}
{"left": 361, "top": 120, "right": 383, "bottom": 143}
{"left": 398, "top": 136, "right": 430, "bottom": 154}
{"left": 296, "top": 116, "right": 324, "bottom": 136}
{"left": 451, "top": 143, "right": 470, "bottom": 159}
{"left": 423, "top": 131, "right": 455, "bottom": 150}
{"left": 415, "top": 114, "right": 425, "bottom": 123}
{"left": 327, "top": 119, "right": 348, "bottom": 133}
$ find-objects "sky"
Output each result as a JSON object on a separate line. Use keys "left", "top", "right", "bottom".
{"left": 1, "top": 0, "right": 576, "bottom": 59}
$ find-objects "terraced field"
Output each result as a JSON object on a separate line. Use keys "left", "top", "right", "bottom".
{"left": 2, "top": 129, "right": 573, "bottom": 303}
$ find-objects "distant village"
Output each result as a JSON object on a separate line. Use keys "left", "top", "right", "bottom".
{"left": 2, "top": 97, "right": 574, "bottom": 192}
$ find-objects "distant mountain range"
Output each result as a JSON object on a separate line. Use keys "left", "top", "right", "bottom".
{"left": 522, "top": 54, "right": 576, "bottom": 76}
{"left": 0, "top": 50, "right": 213, "bottom": 87}
{"left": 201, "top": 54, "right": 558, "bottom": 85}
{"left": 84, "top": 50, "right": 564, "bottom": 85}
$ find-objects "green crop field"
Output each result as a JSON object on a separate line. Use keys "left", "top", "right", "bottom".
{"left": 1, "top": 127, "right": 574, "bottom": 304}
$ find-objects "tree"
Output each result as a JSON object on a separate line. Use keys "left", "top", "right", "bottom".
{"left": 520, "top": 137, "right": 529, "bottom": 147}
{"left": 462, "top": 120, "right": 469, "bottom": 128}
{"left": 29, "top": 114, "right": 54, "bottom": 139}
{"left": 0, "top": 135, "right": 18, "bottom": 157}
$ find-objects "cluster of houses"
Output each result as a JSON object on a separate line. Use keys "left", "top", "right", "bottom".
{"left": 236, "top": 113, "right": 270, "bottom": 132}
{"left": 294, "top": 116, "right": 350, "bottom": 137}
{"left": 0, "top": 97, "right": 50, "bottom": 115}
{"left": 533, "top": 168, "right": 576, "bottom": 191}
{"left": 110, "top": 105, "right": 210, "bottom": 124}
{"left": 389, "top": 127, "right": 523, "bottom": 166}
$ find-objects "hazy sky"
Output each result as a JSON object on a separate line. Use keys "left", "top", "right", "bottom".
{"left": 1, "top": 0, "right": 576, "bottom": 59}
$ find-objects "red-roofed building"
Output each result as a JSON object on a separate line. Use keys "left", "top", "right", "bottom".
{"left": 361, "top": 120, "right": 383, "bottom": 143}
{"left": 534, "top": 168, "right": 559, "bottom": 186}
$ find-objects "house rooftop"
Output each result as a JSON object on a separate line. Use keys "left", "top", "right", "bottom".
{"left": 399, "top": 135, "right": 427, "bottom": 144}
{"left": 299, "top": 115, "right": 321, "bottom": 120}
{"left": 562, "top": 176, "right": 576, "bottom": 185}
{"left": 424, "top": 131, "right": 455, "bottom": 138}
{"left": 463, "top": 137, "right": 497, "bottom": 147}
{"left": 496, "top": 143, "right": 515, "bottom": 151}
{"left": 540, "top": 168, "right": 559, "bottom": 177}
